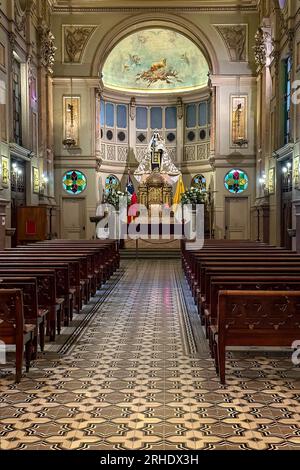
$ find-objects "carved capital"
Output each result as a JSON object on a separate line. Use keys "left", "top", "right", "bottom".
{"left": 130, "top": 97, "right": 136, "bottom": 121}
{"left": 38, "top": 26, "right": 57, "bottom": 75}
{"left": 8, "top": 32, "right": 16, "bottom": 51}
{"left": 95, "top": 158, "right": 103, "bottom": 173}
{"left": 176, "top": 97, "right": 183, "bottom": 120}
{"left": 253, "top": 27, "right": 272, "bottom": 69}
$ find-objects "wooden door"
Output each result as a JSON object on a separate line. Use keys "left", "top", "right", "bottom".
{"left": 225, "top": 197, "right": 249, "bottom": 240}
{"left": 281, "top": 194, "right": 292, "bottom": 250}
{"left": 62, "top": 197, "right": 86, "bottom": 239}
{"left": 10, "top": 159, "right": 26, "bottom": 247}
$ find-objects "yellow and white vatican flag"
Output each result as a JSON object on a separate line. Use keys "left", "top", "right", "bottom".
{"left": 173, "top": 175, "right": 185, "bottom": 205}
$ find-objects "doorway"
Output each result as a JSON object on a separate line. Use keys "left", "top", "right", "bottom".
{"left": 225, "top": 197, "right": 249, "bottom": 240}
{"left": 61, "top": 197, "right": 86, "bottom": 239}
{"left": 281, "top": 195, "right": 292, "bottom": 249}
{"left": 10, "top": 158, "right": 26, "bottom": 247}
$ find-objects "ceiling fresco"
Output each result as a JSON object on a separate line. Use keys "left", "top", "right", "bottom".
{"left": 102, "top": 28, "right": 210, "bottom": 93}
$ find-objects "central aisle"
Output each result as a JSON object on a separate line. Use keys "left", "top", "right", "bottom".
{"left": 0, "top": 260, "right": 299, "bottom": 450}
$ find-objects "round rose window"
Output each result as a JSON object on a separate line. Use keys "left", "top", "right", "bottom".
{"left": 224, "top": 169, "right": 249, "bottom": 194}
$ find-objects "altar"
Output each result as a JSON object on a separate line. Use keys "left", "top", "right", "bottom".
{"left": 138, "top": 170, "right": 172, "bottom": 209}
{"left": 134, "top": 130, "right": 180, "bottom": 210}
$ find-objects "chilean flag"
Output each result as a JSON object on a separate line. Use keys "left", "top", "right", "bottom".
{"left": 127, "top": 173, "right": 138, "bottom": 222}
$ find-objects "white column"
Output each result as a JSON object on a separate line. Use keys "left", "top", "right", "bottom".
{"left": 176, "top": 98, "right": 184, "bottom": 167}
{"left": 128, "top": 98, "right": 136, "bottom": 166}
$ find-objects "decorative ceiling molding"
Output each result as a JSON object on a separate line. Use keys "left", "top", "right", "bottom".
{"left": 62, "top": 25, "right": 97, "bottom": 63}
{"left": 51, "top": 0, "right": 258, "bottom": 13}
{"left": 214, "top": 24, "right": 248, "bottom": 62}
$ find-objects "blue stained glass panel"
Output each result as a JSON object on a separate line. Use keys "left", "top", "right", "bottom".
{"left": 106, "top": 102, "right": 114, "bottom": 127}
{"left": 136, "top": 107, "right": 147, "bottom": 129}
{"left": 165, "top": 107, "right": 177, "bottom": 129}
{"left": 100, "top": 99, "right": 105, "bottom": 126}
{"left": 117, "top": 105, "right": 127, "bottom": 128}
{"left": 151, "top": 107, "right": 162, "bottom": 129}
{"left": 199, "top": 102, "right": 207, "bottom": 126}
{"left": 186, "top": 104, "right": 196, "bottom": 128}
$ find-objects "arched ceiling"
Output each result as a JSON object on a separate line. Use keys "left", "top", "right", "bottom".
{"left": 102, "top": 28, "right": 210, "bottom": 93}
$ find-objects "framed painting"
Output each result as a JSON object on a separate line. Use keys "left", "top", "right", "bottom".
{"left": 63, "top": 96, "right": 80, "bottom": 147}
{"left": 230, "top": 95, "right": 248, "bottom": 148}
{"left": 33, "top": 167, "right": 40, "bottom": 194}
{"left": 294, "top": 156, "right": 300, "bottom": 188}
{"left": 268, "top": 167, "right": 275, "bottom": 194}
{"left": 1, "top": 156, "right": 9, "bottom": 188}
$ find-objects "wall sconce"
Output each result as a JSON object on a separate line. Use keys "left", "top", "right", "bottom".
{"left": 282, "top": 161, "right": 292, "bottom": 175}
{"left": 12, "top": 162, "right": 23, "bottom": 176}
{"left": 281, "top": 161, "right": 293, "bottom": 191}
{"left": 40, "top": 173, "right": 49, "bottom": 192}
{"left": 259, "top": 171, "right": 268, "bottom": 195}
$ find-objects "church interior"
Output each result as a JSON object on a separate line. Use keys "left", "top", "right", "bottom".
{"left": 0, "top": 0, "right": 300, "bottom": 452}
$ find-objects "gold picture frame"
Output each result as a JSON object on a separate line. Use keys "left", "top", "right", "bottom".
{"left": 268, "top": 167, "right": 275, "bottom": 194}
{"left": 230, "top": 95, "right": 248, "bottom": 148}
{"left": 294, "top": 156, "right": 300, "bottom": 188}
{"left": 33, "top": 167, "right": 40, "bottom": 194}
{"left": 63, "top": 96, "right": 80, "bottom": 147}
{"left": 1, "top": 156, "right": 9, "bottom": 187}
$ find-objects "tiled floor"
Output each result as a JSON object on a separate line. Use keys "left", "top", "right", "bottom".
{"left": 0, "top": 260, "right": 300, "bottom": 450}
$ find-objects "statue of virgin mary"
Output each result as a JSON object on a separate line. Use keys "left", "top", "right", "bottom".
{"left": 134, "top": 131, "right": 180, "bottom": 183}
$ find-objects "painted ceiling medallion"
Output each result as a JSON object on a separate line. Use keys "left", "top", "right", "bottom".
{"left": 102, "top": 28, "right": 209, "bottom": 93}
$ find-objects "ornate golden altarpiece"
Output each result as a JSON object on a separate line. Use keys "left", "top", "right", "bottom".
{"left": 138, "top": 170, "right": 172, "bottom": 208}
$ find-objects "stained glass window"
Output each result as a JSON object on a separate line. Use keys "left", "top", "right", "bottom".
{"left": 12, "top": 58, "right": 22, "bottom": 146}
{"left": 105, "top": 175, "right": 120, "bottom": 194}
{"left": 284, "top": 56, "right": 291, "bottom": 145}
{"left": 192, "top": 174, "right": 207, "bottom": 192}
{"left": 63, "top": 170, "right": 87, "bottom": 195}
{"left": 224, "top": 169, "right": 249, "bottom": 194}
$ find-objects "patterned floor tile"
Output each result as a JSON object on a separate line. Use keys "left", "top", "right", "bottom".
{"left": 0, "top": 260, "right": 300, "bottom": 450}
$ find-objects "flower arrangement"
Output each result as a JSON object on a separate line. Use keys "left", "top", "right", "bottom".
{"left": 104, "top": 190, "right": 129, "bottom": 210}
{"left": 181, "top": 187, "right": 206, "bottom": 205}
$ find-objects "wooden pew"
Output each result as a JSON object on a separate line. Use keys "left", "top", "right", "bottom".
{"left": 1, "top": 253, "right": 83, "bottom": 319}
{"left": 0, "top": 263, "right": 63, "bottom": 341}
{"left": 211, "top": 290, "right": 300, "bottom": 384}
{"left": 0, "top": 277, "right": 48, "bottom": 356}
{"left": 0, "top": 289, "right": 36, "bottom": 383}
{"left": 205, "top": 275, "right": 300, "bottom": 352}
{"left": 199, "top": 261, "right": 300, "bottom": 315}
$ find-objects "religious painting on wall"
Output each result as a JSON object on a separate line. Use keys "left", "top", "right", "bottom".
{"left": 33, "top": 167, "right": 40, "bottom": 194}
{"left": 102, "top": 28, "right": 209, "bottom": 92}
{"left": 63, "top": 170, "right": 87, "bottom": 195}
{"left": 63, "top": 96, "right": 80, "bottom": 147}
{"left": 224, "top": 169, "right": 249, "bottom": 194}
{"left": 268, "top": 167, "right": 275, "bottom": 194}
{"left": 1, "top": 156, "right": 9, "bottom": 187}
{"left": 231, "top": 95, "right": 248, "bottom": 147}
{"left": 293, "top": 156, "right": 300, "bottom": 188}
